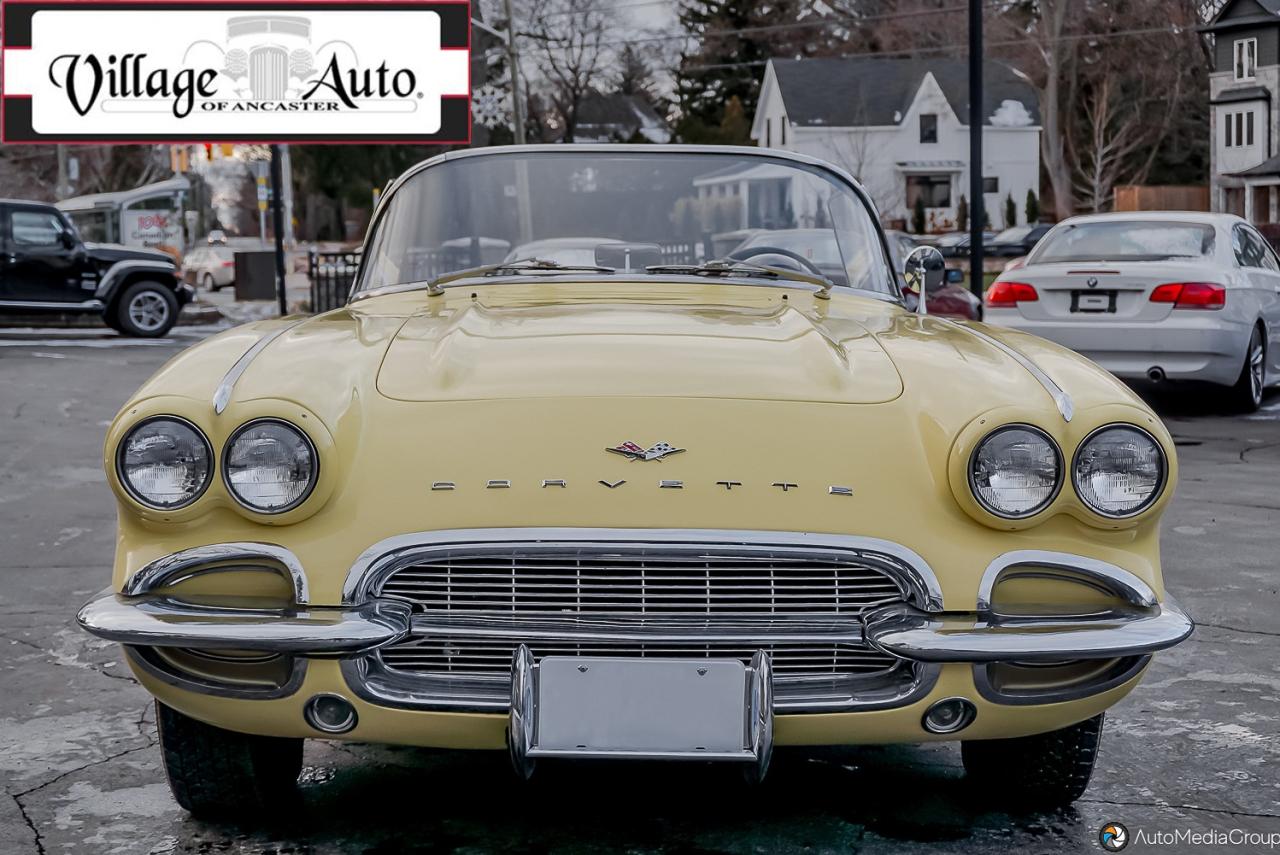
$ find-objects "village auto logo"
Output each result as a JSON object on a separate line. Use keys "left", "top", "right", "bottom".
{"left": 0, "top": 1, "right": 472, "bottom": 143}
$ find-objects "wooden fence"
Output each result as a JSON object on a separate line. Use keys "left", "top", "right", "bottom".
{"left": 1113, "top": 185, "right": 1210, "bottom": 212}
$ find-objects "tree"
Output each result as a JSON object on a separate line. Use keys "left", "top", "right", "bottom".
{"left": 911, "top": 195, "right": 926, "bottom": 234}
{"left": 1025, "top": 189, "right": 1040, "bottom": 224}
{"left": 956, "top": 194, "right": 969, "bottom": 232}
{"left": 522, "top": 0, "right": 611, "bottom": 143}
{"left": 1003, "top": 193, "right": 1017, "bottom": 228}
{"left": 675, "top": 0, "right": 810, "bottom": 142}
{"left": 615, "top": 44, "right": 658, "bottom": 105}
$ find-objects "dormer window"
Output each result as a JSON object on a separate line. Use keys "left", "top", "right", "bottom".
{"left": 1235, "top": 38, "right": 1258, "bottom": 81}
{"left": 920, "top": 113, "right": 938, "bottom": 144}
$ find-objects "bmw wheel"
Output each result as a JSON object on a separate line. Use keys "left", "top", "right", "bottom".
{"left": 1229, "top": 326, "right": 1265, "bottom": 413}
{"left": 114, "top": 281, "right": 178, "bottom": 338}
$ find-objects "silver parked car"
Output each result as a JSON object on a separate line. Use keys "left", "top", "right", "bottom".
{"left": 985, "top": 212, "right": 1279, "bottom": 411}
{"left": 182, "top": 244, "right": 236, "bottom": 291}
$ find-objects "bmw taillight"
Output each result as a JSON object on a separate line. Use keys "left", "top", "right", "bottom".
{"left": 1149, "top": 282, "right": 1225, "bottom": 310}
{"left": 985, "top": 281, "right": 1039, "bottom": 308}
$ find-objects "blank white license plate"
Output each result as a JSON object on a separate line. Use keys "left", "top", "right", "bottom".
{"left": 1077, "top": 293, "right": 1110, "bottom": 311}
{"left": 533, "top": 656, "right": 749, "bottom": 758}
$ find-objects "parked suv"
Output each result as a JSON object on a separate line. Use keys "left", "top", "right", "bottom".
{"left": 0, "top": 200, "right": 191, "bottom": 336}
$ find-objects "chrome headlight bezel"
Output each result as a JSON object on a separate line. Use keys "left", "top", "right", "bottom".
{"left": 222, "top": 417, "right": 319, "bottom": 515}
{"left": 115, "top": 415, "right": 214, "bottom": 510}
{"left": 1071, "top": 423, "right": 1167, "bottom": 519}
{"left": 967, "top": 423, "right": 1064, "bottom": 520}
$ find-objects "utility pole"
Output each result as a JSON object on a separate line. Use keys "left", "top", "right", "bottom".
{"left": 55, "top": 145, "right": 73, "bottom": 200}
{"left": 500, "top": 0, "right": 525, "bottom": 144}
{"left": 270, "top": 145, "right": 288, "bottom": 317}
{"left": 968, "top": 0, "right": 985, "bottom": 298}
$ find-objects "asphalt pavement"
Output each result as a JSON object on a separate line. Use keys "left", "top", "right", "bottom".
{"left": 1, "top": 325, "right": 1278, "bottom": 854}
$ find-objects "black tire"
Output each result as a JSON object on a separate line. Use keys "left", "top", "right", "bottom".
{"left": 156, "top": 701, "right": 303, "bottom": 819}
{"left": 1228, "top": 326, "right": 1266, "bottom": 413}
{"left": 114, "top": 280, "right": 179, "bottom": 337}
{"left": 961, "top": 713, "right": 1104, "bottom": 809}
{"left": 201, "top": 272, "right": 219, "bottom": 292}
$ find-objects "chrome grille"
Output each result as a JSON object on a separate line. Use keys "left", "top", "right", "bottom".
{"left": 380, "top": 637, "right": 903, "bottom": 680}
{"left": 249, "top": 47, "right": 288, "bottom": 100}
{"left": 356, "top": 534, "right": 930, "bottom": 713}
{"left": 378, "top": 548, "right": 908, "bottom": 617}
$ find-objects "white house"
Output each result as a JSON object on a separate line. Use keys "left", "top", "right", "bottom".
{"left": 750, "top": 57, "right": 1041, "bottom": 231}
{"left": 1204, "top": 0, "right": 1280, "bottom": 223}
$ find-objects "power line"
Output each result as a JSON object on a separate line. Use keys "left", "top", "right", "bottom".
{"left": 677, "top": 23, "right": 1190, "bottom": 73}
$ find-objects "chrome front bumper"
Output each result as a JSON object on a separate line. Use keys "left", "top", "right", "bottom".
{"left": 77, "top": 535, "right": 1195, "bottom": 712}
{"left": 77, "top": 588, "right": 1193, "bottom": 662}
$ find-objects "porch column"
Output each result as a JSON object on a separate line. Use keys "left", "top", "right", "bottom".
{"left": 1270, "top": 185, "right": 1278, "bottom": 224}
{"left": 1245, "top": 181, "right": 1255, "bottom": 223}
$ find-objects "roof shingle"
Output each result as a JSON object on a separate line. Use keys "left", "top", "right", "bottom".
{"left": 769, "top": 57, "right": 1040, "bottom": 128}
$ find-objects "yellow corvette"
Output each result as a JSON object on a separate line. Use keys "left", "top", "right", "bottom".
{"left": 78, "top": 145, "right": 1192, "bottom": 817}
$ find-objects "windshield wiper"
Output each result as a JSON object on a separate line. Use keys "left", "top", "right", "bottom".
{"left": 424, "top": 258, "right": 615, "bottom": 294}
{"left": 645, "top": 259, "right": 833, "bottom": 297}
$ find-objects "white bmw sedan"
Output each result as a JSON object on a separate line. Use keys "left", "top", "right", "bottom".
{"left": 985, "top": 212, "right": 1279, "bottom": 411}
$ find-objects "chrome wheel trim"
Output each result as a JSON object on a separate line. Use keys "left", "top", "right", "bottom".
{"left": 1249, "top": 337, "right": 1264, "bottom": 406}
{"left": 128, "top": 291, "right": 170, "bottom": 332}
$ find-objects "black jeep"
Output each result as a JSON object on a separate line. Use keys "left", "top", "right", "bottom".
{"left": 0, "top": 200, "right": 193, "bottom": 336}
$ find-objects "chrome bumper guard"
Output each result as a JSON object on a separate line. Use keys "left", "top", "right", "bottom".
{"left": 864, "top": 597, "right": 1194, "bottom": 663}
{"left": 77, "top": 590, "right": 412, "bottom": 655}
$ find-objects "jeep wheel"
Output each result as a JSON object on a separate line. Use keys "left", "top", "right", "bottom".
{"left": 115, "top": 281, "right": 178, "bottom": 337}
{"left": 201, "top": 272, "right": 219, "bottom": 292}
{"left": 1228, "top": 326, "right": 1265, "bottom": 413}
{"left": 961, "top": 713, "right": 1104, "bottom": 808}
{"left": 156, "top": 702, "right": 303, "bottom": 819}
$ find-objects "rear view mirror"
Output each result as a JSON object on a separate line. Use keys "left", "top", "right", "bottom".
{"left": 903, "top": 246, "right": 945, "bottom": 315}
{"left": 595, "top": 242, "right": 662, "bottom": 272}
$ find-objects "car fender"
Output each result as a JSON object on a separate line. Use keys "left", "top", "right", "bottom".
{"left": 95, "top": 260, "right": 181, "bottom": 302}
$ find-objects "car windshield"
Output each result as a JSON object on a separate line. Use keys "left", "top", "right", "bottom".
{"left": 1032, "top": 221, "right": 1215, "bottom": 263}
{"left": 357, "top": 149, "right": 894, "bottom": 295}
{"left": 993, "top": 226, "right": 1033, "bottom": 243}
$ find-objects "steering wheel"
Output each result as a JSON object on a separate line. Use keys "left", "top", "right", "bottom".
{"left": 727, "top": 246, "right": 826, "bottom": 279}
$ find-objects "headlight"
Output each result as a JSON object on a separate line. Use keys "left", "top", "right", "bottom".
{"left": 224, "top": 419, "right": 317, "bottom": 513}
{"left": 117, "top": 417, "right": 212, "bottom": 509}
{"left": 969, "top": 425, "right": 1062, "bottom": 519}
{"left": 1073, "top": 425, "right": 1165, "bottom": 517}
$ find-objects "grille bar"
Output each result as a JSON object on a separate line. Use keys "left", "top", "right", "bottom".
{"left": 380, "top": 637, "right": 904, "bottom": 680}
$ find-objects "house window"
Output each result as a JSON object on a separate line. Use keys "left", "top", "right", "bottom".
{"left": 920, "top": 113, "right": 938, "bottom": 144}
{"left": 781, "top": 116, "right": 787, "bottom": 145}
{"left": 1235, "top": 38, "right": 1258, "bottom": 81}
{"left": 983, "top": 176, "right": 999, "bottom": 194}
{"left": 765, "top": 118, "right": 772, "bottom": 147}
{"left": 1237, "top": 112, "right": 1245, "bottom": 147}
{"left": 1226, "top": 111, "right": 1234, "bottom": 147}
{"left": 1248, "top": 111, "right": 1255, "bottom": 146}
{"left": 906, "top": 174, "right": 952, "bottom": 208}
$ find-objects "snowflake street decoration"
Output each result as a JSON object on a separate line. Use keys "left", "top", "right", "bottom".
{"left": 473, "top": 84, "right": 511, "bottom": 130}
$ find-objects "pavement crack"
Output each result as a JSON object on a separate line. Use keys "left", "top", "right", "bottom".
{"left": 1195, "top": 621, "right": 1280, "bottom": 638}
{"left": 10, "top": 791, "right": 46, "bottom": 855}
{"left": 1078, "top": 797, "right": 1280, "bottom": 820}
{"left": 14, "top": 740, "right": 155, "bottom": 800}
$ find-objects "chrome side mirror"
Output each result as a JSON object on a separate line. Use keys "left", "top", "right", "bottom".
{"left": 903, "top": 245, "right": 945, "bottom": 316}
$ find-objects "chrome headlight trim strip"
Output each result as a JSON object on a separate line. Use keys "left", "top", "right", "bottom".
{"left": 212, "top": 320, "right": 306, "bottom": 415}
